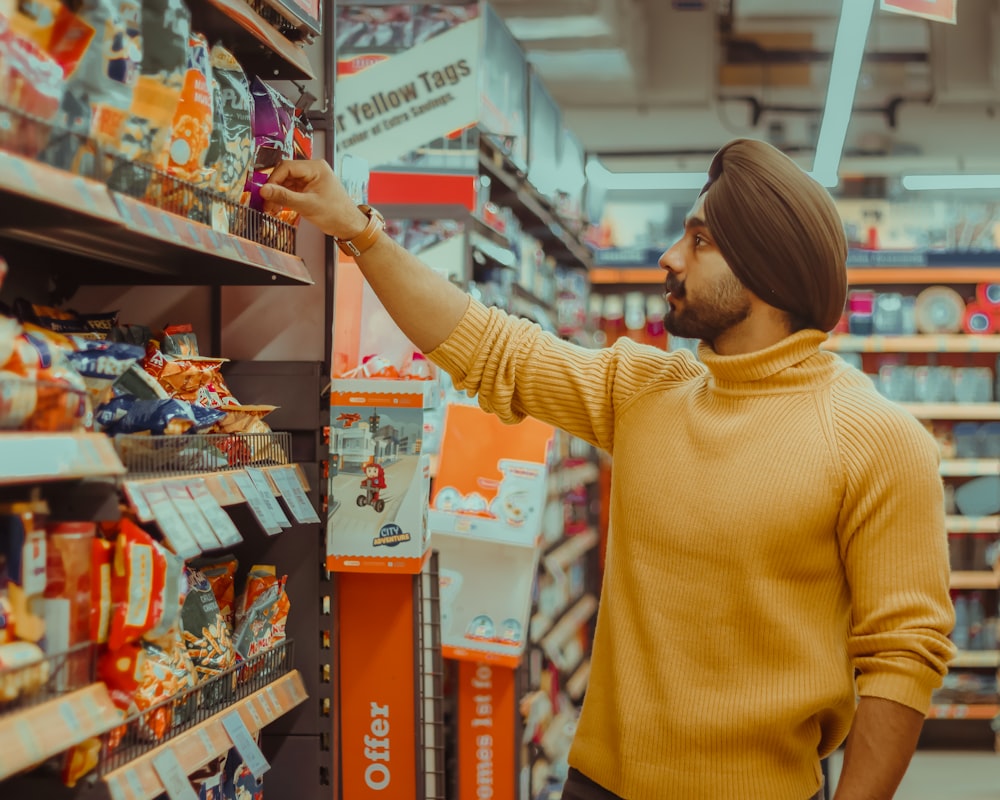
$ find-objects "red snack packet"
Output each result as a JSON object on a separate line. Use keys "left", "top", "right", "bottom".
{"left": 108, "top": 520, "right": 167, "bottom": 650}
{"left": 90, "top": 536, "right": 113, "bottom": 644}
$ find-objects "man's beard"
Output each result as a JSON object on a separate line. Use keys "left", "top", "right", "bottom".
{"left": 664, "top": 272, "right": 752, "bottom": 343}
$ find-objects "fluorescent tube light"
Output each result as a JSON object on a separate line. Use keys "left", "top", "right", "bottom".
{"left": 586, "top": 158, "right": 707, "bottom": 191}
{"left": 902, "top": 175, "right": 1000, "bottom": 190}
{"left": 811, "top": 0, "right": 877, "bottom": 187}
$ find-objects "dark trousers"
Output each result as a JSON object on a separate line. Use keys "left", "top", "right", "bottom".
{"left": 561, "top": 768, "right": 825, "bottom": 800}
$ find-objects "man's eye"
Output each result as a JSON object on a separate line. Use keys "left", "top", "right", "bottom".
{"left": 693, "top": 234, "right": 706, "bottom": 246}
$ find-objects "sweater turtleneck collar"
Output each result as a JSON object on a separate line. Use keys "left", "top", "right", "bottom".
{"left": 696, "top": 329, "right": 834, "bottom": 392}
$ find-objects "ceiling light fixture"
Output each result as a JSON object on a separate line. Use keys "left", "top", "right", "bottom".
{"left": 809, "top": 0, "right": 877, "bottom": 188}
{"left": 902, "top": 175, "right": 1000, "bottom": 190}
{"left": 585, "top": 158, "right": 707, "bottom": 191}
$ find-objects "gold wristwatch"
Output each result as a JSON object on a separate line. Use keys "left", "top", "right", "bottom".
{"left": 334, "top": 204, "right": 386, "bottom": 258}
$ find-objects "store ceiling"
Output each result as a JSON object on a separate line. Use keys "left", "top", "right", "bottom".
{"left": 490, "top": 0, "right": 1000, "bottom": 181}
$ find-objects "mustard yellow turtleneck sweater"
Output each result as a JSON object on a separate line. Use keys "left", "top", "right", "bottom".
{"left": 429, "top": 300, "right": 956, "bottom": 800}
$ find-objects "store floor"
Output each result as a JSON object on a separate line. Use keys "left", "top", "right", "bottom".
{"left": 825, "top": 750, "right": 998, "bottom": 799}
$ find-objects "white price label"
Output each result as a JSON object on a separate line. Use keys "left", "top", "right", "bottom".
{"left": 59, "top": 698, "right": 82, "bottom": 731}
{"left": 125, "top": 769, "right": 146, "bottom": 800}
{"left": 232, "top": 473, "right": 282, "bottom": 535}
{"left": 152, "top": 749, "right": 199, "bottom": 800}
{"left": 107, "top": 777, "right": 129, "bottom": 800}
{"left": 222, "top": 712, "right": 270, "bottom": 780}
{"left": 245, "top": 468, "right": 291, "bottom": 530}
{"left": 15, "top": 720, "right": 42, "bottom": 763}
{"left": 187, "top": 479, "right": 244, "bottom": 546}
{"left": 271, "top": 467, "right": 321, "bottom": 525}
{"left": 165, "top": 484, "right": 223, "bottom": 551}
{"left": 245, "top": 699, "right": 265, "bottom": 731}
{"left": 257, "top": 691, "right": 275, "bottom": 722}
{"left": 197, "top": 728, "right": 216, "bottom": 757}
{"left": 124, "top": 482, "right": 154, "bottom": 521}
{"left": 142, "top": 485, "right": 201, "bottom": 559}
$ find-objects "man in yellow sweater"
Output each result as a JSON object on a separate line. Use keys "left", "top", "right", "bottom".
{"left": 261, "top": 139, "right": 955, "bottom": 800}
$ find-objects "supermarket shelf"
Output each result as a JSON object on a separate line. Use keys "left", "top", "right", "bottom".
{"left": 901, "top": 404, "right": 1000, "bottom": 421}
{"left": 566, "top": 658, "right": 591, "bottom": 702}
{"left": 0, "top": 151, "right": 312, "bottom": 286}
{"left": 847, "top": 267, "right": 1000, "bottom": 285}
{"left": 947, "top": 516, "right": 1000, "bottom": 534}
{"left": 940, "top": 459, "right": 1000, "bottom": 477}
{"left": 548, "top": 461, "right": 601, "bottom": 495}
{"left": 0, "top": 432, "right": 125, "bottom": 486}
{"left": 825, "top": 334, "right": 1000, "bottom": 354}
{"left": 472, "top": 233, "right": 518, "bottom": 269}
{"left": 926, "top": 703, "right": 1000, "bottom": 720}
{"left": 479, "top": 137, "right": 592, "bottom": 271}
{"left": 544, "top": 529, "right": 600, "bottom": 574}
{"left": 951, "top": 571, "right": 1000, "bottom": 590}
{"left": 588, "top": 265, "right": 1000, "bottom": 286}
{"left": 512, "top": 283, "right": 555, "bottom": 315}
{"left": 194, "top": 0, "right": 315, "bottom": 79}
{"left": 950, "top": 650, "right": 1000, "bottom": 668}
{"left": 102, "top": 670, "right": 307, "bottom": 800}
{"left": 0, "top": 682, "right": 120, "bottom": 781}
{"left": 541, "top": 594, "right": 598, "bottom": 654}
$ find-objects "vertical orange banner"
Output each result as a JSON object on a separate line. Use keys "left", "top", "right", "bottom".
{"left": 457, "top": 660, "right": 516, "bottom": 800}
{"left": 339, "top": 573, "right": 418, "bottom": 799}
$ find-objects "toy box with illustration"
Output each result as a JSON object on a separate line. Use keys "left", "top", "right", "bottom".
{"left": 428, "top": 404, "right": 554, "bottom": 547}
{"left": 326, "top": 383, "right": 431, "bottom": 574}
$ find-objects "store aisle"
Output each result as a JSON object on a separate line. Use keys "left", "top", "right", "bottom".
{"left": 826, "top": 751, "right": 998, "bottom": 799}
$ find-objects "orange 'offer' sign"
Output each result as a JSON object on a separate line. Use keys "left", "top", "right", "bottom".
{"left": 457, "top": 660, "right": 516, "bottom": 800}
{"left": 339, "top": 573, "right": 418, "bottom": 798}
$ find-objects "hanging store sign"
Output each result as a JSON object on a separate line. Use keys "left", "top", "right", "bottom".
{"left": 335, "top": 18, "right": 481, "bottom": 166}
{"left": 880, "top": 0, "right": 956, "bottom": 24}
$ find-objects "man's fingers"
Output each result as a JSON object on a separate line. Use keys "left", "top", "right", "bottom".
{"left": 260, "top": 183, "right": 307, "bottom": 217}
{"left": 267, "top": 158, "right": 315, "bottom": 188}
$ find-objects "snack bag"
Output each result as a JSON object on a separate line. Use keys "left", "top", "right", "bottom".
{"left": 242, "top": 78, "right": 295, "bottom": 212}
{"left": 108, "top": 519, "right": 167, "bottom": 650}
{"left": 233, "top": 565, "right": 289, "bottom": 661}
{"left": 96, "top": 395, "right": 225, "bottom": 435}
{"left": 154, "top": 30, "right": 211, "bottom": 191}
{"left": 143, "top": 340, "right": 235, "bottom": 405}
{"left": 146, "top": 544, "right": 185, "bottom": 639}
{"left": 206, "top": 44, "right": 252, "bottom": 204}
{"left": 98, "top": 629, "right": 196, "bottom": 739}
{"left": 197, "top": 556, "right": 237, "bottom": 629}
{"left": 0, "top": 13, "right": 65, "bottom": 157}
{"left": 0, "top": 641, "right": 49, "bottom": 701}
{"left": 65, "top": 340, "right": 145, "bottom": 409}
{"left": 43, "top": 0, "right": 142, "bottom": 169}
{"left": 16, "top": 303, "right": 119, "bottom": 338}
{"left": 108, "top": 0, "right": 188, "bottom": 189}
{"left": 180, "top": 568, "right": 236, "bottom": 686}
{"left": 160, "top": 323, "right": 199, "bottom": 357}
{"left": 90, "top": 535, "right": 113, "bottom": 644}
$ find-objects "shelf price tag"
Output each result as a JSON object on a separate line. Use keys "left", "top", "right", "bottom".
{"left": 271, "top": 466, "right": 321, "bottom": 524}
{"left": 123, "top": 481, "right": 154, "bottom": 522}
{"left": 222, "top": 712, "right": 270, "bottom": 780}
{"left": 165, "top": 483, "right": 223, "bottom": 551}
{"left": 186, "top": 479, "right": 244, "bottom": 547}
{"left": 142, "top": 485, "right": 201, "bottom": 559}
{"left": 245, "top": 468, "right": 292, "bottom": 530}
{"left": 231, "top": 472, "right": 282, "bottom": 535}
{"left": 125, "top": 769, "right": 147, "bottom": 800}
{"left": 152, "top": 748, "right": 199, "bottom": 800}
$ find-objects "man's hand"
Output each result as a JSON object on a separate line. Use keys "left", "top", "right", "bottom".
{"left": 260, "top": 159, "right": 368, "bottom": 240}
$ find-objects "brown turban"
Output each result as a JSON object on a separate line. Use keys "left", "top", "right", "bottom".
{"left": 700, "top": 139, "right": 848, "bottom": 332}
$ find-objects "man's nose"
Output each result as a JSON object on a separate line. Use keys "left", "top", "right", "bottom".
{"left": 659, "top": 240, "right": 682, "bottom": 273}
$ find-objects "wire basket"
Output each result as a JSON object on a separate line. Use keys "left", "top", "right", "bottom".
{"left": 98, "top": 639, "right": 294, "bottom": 775}
{"left": 0, "top": 642, "right": 96, "bottom": 716}
{"left": 113, "top": 432, "right": 292, "bottom": 476}
{"left": 0, "top": 103, "right": 296, "bottom": 255}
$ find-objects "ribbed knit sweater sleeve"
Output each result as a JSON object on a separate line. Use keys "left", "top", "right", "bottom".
{"left": 427, "top": 299, "right": 697, "bottom": 452}
{"left": 832, "top": 385, "right": 956, "bottom": 713}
